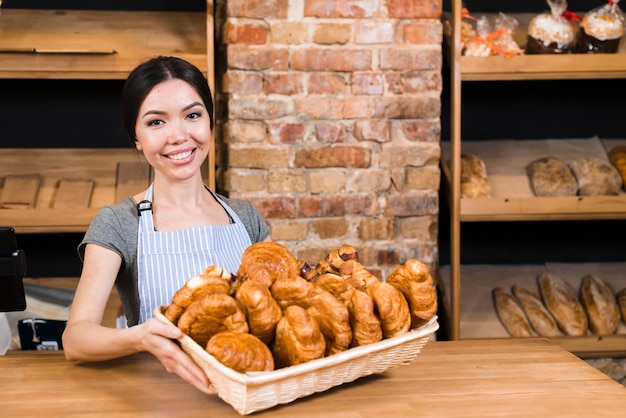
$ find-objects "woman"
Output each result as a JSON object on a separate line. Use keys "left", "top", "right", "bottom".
{"left": 62, "top": 56, "right": 270, "bottom": 394}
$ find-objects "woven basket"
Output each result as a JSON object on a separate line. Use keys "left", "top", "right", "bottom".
{"left": 155, "top": 306, "right": 438, "bottom": 415}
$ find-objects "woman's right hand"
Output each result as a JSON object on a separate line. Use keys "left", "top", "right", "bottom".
{"left": 136, "top": 317, "right": 216, "bottom": 395}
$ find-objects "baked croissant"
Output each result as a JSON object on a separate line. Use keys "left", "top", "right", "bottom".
{"left": 270, "top": 275, "right": 314, "bottom": 311}
{"left": 348, "top": 288, "right": 383, "bottom": 347}
{"left": 236, "top": 242, "right": 300, "bottom": 289}
{"left": 306, "top": 286, "right": 352, "bottom": 355}
{"left": 164, "top": 265, "right": 232, "bottom": 324}
{"left": 272, "top": 305, "right": 326, "bottom": 368}
{"left": 177, "top": 293, "right": 249, "bottom": 348}
{"left": 313, "top": 272, "right": 355, "bottom": 305}
{"left": 386, "top": 259, "right": 437, "bottom": 328}
{"left": 235, "top": 279, "right": 283, "bottom": 345}
{"left": 206, "top": 331, "right": 274, "bottom": 373}
{"left": 341, "top": 260, "right": 411, "bottom": 338}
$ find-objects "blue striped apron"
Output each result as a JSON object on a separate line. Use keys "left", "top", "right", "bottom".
{"left": 136, "top": 184, "right": 251, "bottom": 323}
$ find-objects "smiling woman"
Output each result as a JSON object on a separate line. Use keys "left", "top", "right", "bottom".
{"left": 61, "top": 56, "right": 270, "bottom": 396}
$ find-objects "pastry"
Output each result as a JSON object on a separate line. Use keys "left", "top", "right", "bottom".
{"left": 206, "top": 331, "right": 274, "bottom": 373}
{"left": 609, "top": 146, "right": 626, "bottom": 189}
{"left": 164, "top": 265, "right": 232, "bottom": 324}
{"left": 512, "top": 285, "right": 562, "bottom": 337}
{"left": 526, "top": 4, "right": 576, "bottom": 54}
{"left": 177, "top": 292, "right": 249, "bottom": 348}
{"left": 348, "top": 288, "right": 383, "bottom": 347}
{"left": 537, "top": 273, "right": 588, "bottom": 336}
{"left": 460, "top": 154, "right": 491, "bottom": 198}
{"left": 386, "top": 259, "right": 438, "bottom": 328}
{"left": 313, "top": 272, "right": 355, "bottom": 305}
{"left": 272, "top": 305, "right": 326, "bottom": 368}
{"left": 580, "top": 274, "right": 620, "bottom": 335}
{"left": 235, "top": 242, "right": 300, "bottom": 289}
{"left": 235, "top": 279, "right": 282, "bottom": 345}
{"left": 306, "top": 286, "right": 352, "bottom": 355}
{"left": 569, "top": 158, "right": 622, "bottom": 196}
{"left": 527, "top": 157, "right": 578, "bottom": 197}
{"left": 493, "top": 287, "right": 536, "bottom": 337}
{"left": 270, "top": 274, "right": 314, "bottom": 311}
{"left": 617, "top": 288, "right": 626, "bottom": 324}
{"left": 578, "top": 3, "right": 624, "bottom": 53}
{"left": 341, "top": 260, "right": 411, "bottom": 338}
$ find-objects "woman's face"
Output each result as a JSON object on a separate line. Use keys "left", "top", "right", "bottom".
{"left": 134, "top": 78, "right": 211, "bottom": 182}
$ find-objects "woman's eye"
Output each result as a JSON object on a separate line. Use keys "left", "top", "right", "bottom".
{"left": 147, "top": 119, "right": 164, "bottom": 127}
{"left": 187, "top": 112, "right": 201, "bottom": 120}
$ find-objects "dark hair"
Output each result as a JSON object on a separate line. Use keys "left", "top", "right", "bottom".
{"left": 121, "top": 56, "right": 214, "bottom": 141}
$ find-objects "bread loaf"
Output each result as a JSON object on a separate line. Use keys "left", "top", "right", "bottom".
{"left": 492, "top": 287, "right": 535, "bottom": 337}
{"left": 580, "top": 275, "right": 620, "bottom": 335}
{"left": 512, "top": 285, "right": 562, "bottom": 337}
{"left": 609, "top": 146, "right": 626, "bottom": 190}
{"left": 460, "top": 154, "right": 491, "bottom": 198}
{"left": 569, "top": 158, "right": 622, "bottom": 196}
{"left": 527, "top": 157, "right": 577, "bottom": 197}
{"left": 537, "top": 273, "right": 588, "bottom": 336}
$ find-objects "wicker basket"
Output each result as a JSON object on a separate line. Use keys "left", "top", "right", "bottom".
{"left": 154, "top": 306, "right": 438, "bottom": 415}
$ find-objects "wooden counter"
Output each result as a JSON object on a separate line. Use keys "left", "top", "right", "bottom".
{"left": 2, "top": 338, "right": 625, "bottom": 417}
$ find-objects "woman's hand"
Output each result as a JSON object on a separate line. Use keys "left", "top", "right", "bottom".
{"left": 137, "top": 318, "right": 216, "bottom": 395}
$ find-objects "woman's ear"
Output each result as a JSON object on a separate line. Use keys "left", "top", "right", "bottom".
{"left": 135, "top": 140, "right": 142, "bottom": 151}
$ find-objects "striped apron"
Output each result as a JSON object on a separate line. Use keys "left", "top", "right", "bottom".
{"left": 136, "top": 184, "right": 251, "bottom": 323}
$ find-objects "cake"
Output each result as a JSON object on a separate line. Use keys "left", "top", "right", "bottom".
{"left": 526, "top": 12, "right": 577, "bottom": 54}
{"left": 578, "top": 4, "right": 624, "bottom": 53}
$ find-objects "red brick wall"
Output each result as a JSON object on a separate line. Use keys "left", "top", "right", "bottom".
{"left": 215, "top": 0, "right": 442, "bottom": 278}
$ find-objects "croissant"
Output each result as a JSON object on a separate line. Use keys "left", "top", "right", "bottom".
{"left": 270, "top": 275, "right": 314, "bottom": 311}
{"left": 306, "top": 286, "right": 352, "bottom": 355}
{"left": 236, "top": 242, "right": 300, "bottom": 289}
{"left": 272, "top": 305, "right": 326, "bottom": 368}
{"left": 206, "top": 331, "right": 274, "bottom": 373}
{"left": 386, "top": 259, "right": 437, "bottom": 328}
{"left": 164, "top": 265, "right": 232, "bottom": 324}
{"left": 341, "top": 260, "right": 411, "bottom": 338}
{"left": 312, "top": 272, "right": 355, "bottom": 305}
{"left": 235, "top": 279, "right": 283, "bottom": 345}
{"left": 348, "top": 288, "right": 383, "bottom": 347}
{"left": 177, "top": 293, "right": 249, "bottom": 348}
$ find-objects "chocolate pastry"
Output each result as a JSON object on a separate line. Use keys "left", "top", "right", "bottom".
{"left": 578, "top": 4, "right": 624, "bottom": 53}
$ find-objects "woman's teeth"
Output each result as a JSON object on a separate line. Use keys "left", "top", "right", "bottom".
{"left": 169, "top": 150, "right": 193, "bottom": 160}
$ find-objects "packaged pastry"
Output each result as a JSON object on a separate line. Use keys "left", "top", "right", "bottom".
{"left": 462, "top": 10, "right": 523, "bottom": 57}
{"left": 526, "top": 0, "right": 577, "bottom": 54}
{"left": 578, "top": 1, "right": 624, "bottom": 53}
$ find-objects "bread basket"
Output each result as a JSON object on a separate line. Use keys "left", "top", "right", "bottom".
{"left": 154, "top": 305, "right": 438, "bottom": 415}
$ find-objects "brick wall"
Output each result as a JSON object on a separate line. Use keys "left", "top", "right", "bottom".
{"left": 215, "top": 0, "right": 442, "bottom": 278}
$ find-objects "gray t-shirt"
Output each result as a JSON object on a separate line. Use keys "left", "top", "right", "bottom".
{"left": 78, "top": 194, "right": 269, "bottom": 326}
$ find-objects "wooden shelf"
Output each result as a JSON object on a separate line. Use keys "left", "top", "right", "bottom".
{"left": 443, "top": 13, "right": 626, "bottom": 81}
{"left": 440, "top": 1, "right": 626, "bottom": 357}
{"left": 0, "top": 148, "right": 150, "bottom": 233}
{"left": 0, "top": 9, "right": 207, "bottom": 79}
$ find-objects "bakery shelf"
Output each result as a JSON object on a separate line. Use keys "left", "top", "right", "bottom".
{"left": 0, "top": 148, "right": 150, "bottom": 233}
{"left": 441, "top": 0, "right": 626, "bottom": 352}
{"left": 443, "top": 13, "right": 626, "bottom": 81}
{"left": 438, "top": 263, "right": 626, "bottom": 358}
{"left": 0, "top": 9, "right": 207, "bottom": 79}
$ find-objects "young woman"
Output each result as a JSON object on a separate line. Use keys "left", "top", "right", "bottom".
{"left": 62, "top": 56, "right": 269, "bottom": 394}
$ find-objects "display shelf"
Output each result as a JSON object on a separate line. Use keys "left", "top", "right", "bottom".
{"left": 443, "top": 13, "right": 626, "bottom": 81}
{"left": 440, "top": 0, "right": 626, "bottom": 354}
{"left": 0, "top": 148, "right": 150, "bottom": 233}
{"left": 0, "top": 9, "right": 207, "bottom": 79}
{"left": 438, "top": 263, "right": 626, "bottom": 358}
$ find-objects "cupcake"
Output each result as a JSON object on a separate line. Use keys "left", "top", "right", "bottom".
{"left": 526, "top": 12, "right": 577, "bottom": 54}
{"left": 578, "top": 3, "right": 624, "bottom": 53}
